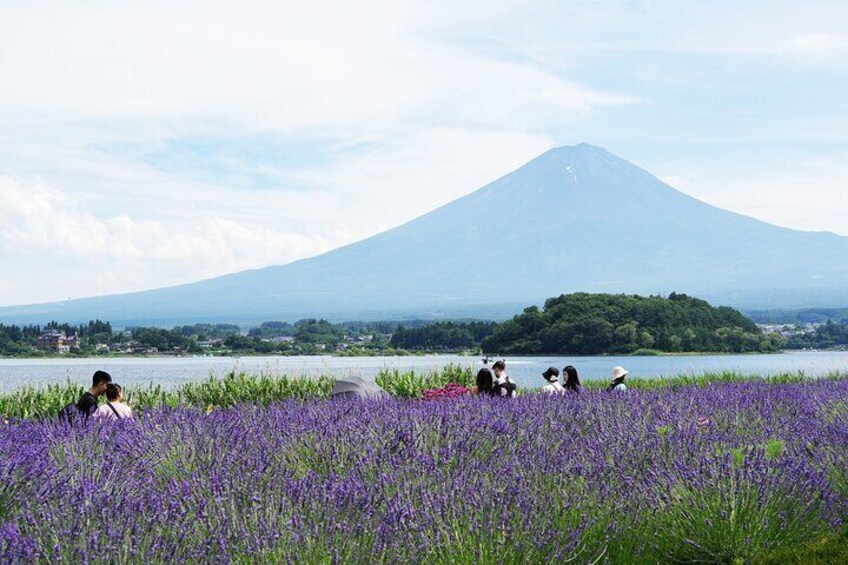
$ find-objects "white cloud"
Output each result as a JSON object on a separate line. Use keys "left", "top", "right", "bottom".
{"left": 0, "top": 176, "right": 364, "bottom": 302}
{"left": 782, "top": 32, "right": 848, "bottom": 66}
{"left": 504, "top": 1, "right": 848, "bottom": 66}
{"left": 0, "top": 1, "right": 633, "bottom": 133}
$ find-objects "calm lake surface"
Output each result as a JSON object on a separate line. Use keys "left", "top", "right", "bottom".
{"left": 0, "top": 351, "right": 846, "bottom": 393}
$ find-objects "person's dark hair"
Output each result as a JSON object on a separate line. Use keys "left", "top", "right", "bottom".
{"left": 105, "top": 383, "right": 122, "bottom": 401}
{"left": 492, "top": 360, "right": 506, "bottom": 372}
{"left": 563, "top": 365, "right": 581, "bottom": 393}
{"left": 92, "top": 370, "right": 112, "bottom": 387}
{"left": 476, "top": 368, "right": 494, "bottom": 395}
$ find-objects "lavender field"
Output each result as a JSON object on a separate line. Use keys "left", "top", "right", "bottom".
{"left": 1, "top": 380, "right": 847, "bottom": 563}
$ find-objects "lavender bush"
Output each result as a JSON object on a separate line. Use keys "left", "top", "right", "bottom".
{"left": 1, "top": 380, "right": 846, "bottom": 563}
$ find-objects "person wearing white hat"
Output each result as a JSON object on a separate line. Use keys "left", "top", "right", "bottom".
{"left": 541, "top": 366, "right": 565, "bottom": 395}
{"left": 606, "top": 366, "right": 629, "bottom": 392}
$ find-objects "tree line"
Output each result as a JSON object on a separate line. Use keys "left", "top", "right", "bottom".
{"left": 1, "top": 293, "right": 816, "bottom": 357}
{"left": 747, "top": 307, "right": 848, "bottom": 325}
{"left": 784, "top": 320, "right": 848, "bottom": 350}
{"left": 0, "top": 319, "right": 403, "bottom": 356}
{"left": 389, "top": 322, "right": 497, "bottom": 351}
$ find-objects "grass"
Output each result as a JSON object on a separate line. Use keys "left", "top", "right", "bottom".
{"left": 580, "top": 370, "right": 846, "bottom": 391}
{"left": 0, "top": 372, "right": 334, "bottom": 420}
{"left": 374, "top": 363, "right": 475, "bottom": 397}
{"left": 754, "top": 528, "right": 848, "bottom": 564}
{"left": 632, "top": 348, "right": 661, "bottom": 355}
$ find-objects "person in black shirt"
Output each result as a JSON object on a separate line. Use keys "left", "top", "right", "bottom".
{"left": 491, "top": 360, "right": 517, "bottom": 398}
{"left": 75, "top": 370, "right": 112, "bottom": 418}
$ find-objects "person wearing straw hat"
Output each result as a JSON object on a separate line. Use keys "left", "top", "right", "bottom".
{"left": 606, "top": 366, "right": 629, "bottom": 392}
{"left": 541, "top": 366, "right": 565, "bottom": 395}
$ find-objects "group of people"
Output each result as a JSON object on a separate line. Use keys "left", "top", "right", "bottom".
{"left": 470, "top": 360, "right": 519, "bottom": 397}
{"left": 63, "top": 370, "right": 133, "bottom": 422}
{"left": 63, "top": 362, "right": 630, "bottom": 417}
{"left": 540, "top": 365, "right": 582, "bottom": 394}
{"left": 541, "top": 364, "right": 629, "bottom": 394}
{"left": 471, "top": 360, "right": 630, "bottom": 397}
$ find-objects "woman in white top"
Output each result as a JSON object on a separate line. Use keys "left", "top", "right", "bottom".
{"left": 606, "top": 366, "right": 629, "bottom": 393}
{"left": 541, "top": 366, "right": 565, "bottom": 395}
{"left": 93, "top": 383, "right": 133, "bottom": 421}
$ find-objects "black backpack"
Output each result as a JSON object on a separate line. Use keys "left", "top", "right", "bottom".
{"left": 493, "top": 379, "right": 517, "bottom": 398}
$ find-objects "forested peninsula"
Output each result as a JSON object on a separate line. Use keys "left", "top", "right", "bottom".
{"left": 480, "top": 293, "right": 783, "bottom": 355}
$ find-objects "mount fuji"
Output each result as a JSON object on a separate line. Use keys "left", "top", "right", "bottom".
{"left": 2, "top": 143, "right": 847, "bottom": 326}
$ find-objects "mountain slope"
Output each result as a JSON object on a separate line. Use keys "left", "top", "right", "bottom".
{"left": 2, "top": 143, "right": 847, "bottom": 325}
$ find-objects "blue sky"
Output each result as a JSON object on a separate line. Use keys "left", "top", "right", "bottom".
{"left": 0, "top": 0, "right": 846, "bottom": 306}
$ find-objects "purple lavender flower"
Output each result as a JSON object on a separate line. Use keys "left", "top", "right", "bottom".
{"left": 0, "top": 380, "right": 844, "bottom": 563}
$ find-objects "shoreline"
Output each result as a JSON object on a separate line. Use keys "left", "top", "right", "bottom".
{"left": 1, "top": 348, "right": 834, "bottom": 361}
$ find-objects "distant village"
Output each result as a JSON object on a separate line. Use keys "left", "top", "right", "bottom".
{"left": 755, "top": 322, "right": 821, "bottom": 339}
{"left": 756, "top": 321, "right": 847, "bottom": 350}
{"left": 24, "top": 321, "right": 396, "bottom": 357}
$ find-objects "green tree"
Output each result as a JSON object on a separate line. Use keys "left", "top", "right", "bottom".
{"left": 681, "top": 328, "right": 697, "bottom": 350}
{"left": 614, "top": 322, "right": 639, "bottom": 352}
{"left": 638, "top": 331, "right": 655, "bottom": 349}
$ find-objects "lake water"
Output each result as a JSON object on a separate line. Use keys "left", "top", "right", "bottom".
{"left": 0, "top": 351, "right": 846, "bottom": 393}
